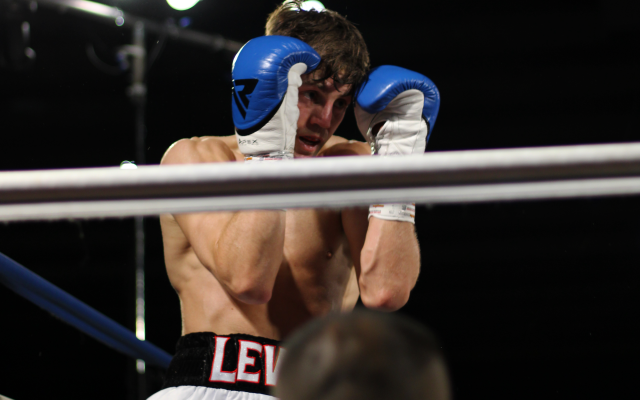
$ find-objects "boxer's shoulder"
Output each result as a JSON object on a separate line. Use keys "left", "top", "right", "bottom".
{"left": 161, "top": 136, "right": 242, "bottom": 164}
{"left": 319, "top": 135, "right": 371, "bottom": 157}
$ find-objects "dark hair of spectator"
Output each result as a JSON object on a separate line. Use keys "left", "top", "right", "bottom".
{"left": 274, "top": 310, "right": 451, "bottom": 400}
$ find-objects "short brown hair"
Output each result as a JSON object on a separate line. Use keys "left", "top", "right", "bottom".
{"left": 274, "top": 310, "right": 451, "bottom": 400}
{"left": 265, "top": 0, "right": 370, "bottom": 91}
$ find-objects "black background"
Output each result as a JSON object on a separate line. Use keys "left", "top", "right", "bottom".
{"left": 1, "top": 0, "right": 640, "bottom": 399}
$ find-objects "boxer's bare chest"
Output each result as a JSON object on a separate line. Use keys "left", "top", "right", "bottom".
{"left": 161, "top": 206, "right": 355, "bottom": 337}
{"left": 283, "top": 208, "right": 348, "bottom": 267}
{"left": 281, "top": 208, "right": 353, "bottom": 305}
{"left": 161, "top": 136, "right": 361, "bottom": 337}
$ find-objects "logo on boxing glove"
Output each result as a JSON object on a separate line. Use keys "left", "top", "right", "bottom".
{"left": 232, "top": 36, "right": 321, "bottom": 158}
{"left": 232, "top": 79, "right": 259, "bottom": 120}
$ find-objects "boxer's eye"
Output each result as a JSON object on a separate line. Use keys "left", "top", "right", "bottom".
{"left": 334, "top": 98, "right": 349, "bottom": 110}
{"left": 302, "top": 91, "right": 318, "bottom": 101}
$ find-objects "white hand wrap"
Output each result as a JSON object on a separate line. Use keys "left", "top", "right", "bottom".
{"left": 243, "top": 151, "right": 293, "bottom": 162}
{"left": 369, "top": 203, "right": 415, "bottom": 224}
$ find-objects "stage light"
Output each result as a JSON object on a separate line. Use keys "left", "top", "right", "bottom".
{"left": 301, "top": 1, "right": 325, "bottom": 11}
{"left": 166, "top": 0, "right": 199, "bottom": 11}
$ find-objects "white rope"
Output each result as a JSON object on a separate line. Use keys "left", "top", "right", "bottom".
{"left": 2, "top": 142, "right": 640, "bottom": 221}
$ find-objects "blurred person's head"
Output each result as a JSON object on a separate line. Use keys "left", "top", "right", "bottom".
{"left": 274, "top": 310, "right": 451, "bottom": 400}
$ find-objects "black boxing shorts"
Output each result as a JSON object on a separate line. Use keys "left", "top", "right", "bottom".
{"left": 147, "top": 332, "right": 284, "bottom": 400}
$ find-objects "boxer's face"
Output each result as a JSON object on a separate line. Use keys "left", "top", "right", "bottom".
{"left": 295, "top": 73, "right": 352, "bottom": 158}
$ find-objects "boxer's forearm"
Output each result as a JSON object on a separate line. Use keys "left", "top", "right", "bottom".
{"left": 213, "top": 210, "right": 285, "bottom": 304}
{"left": 358, "top": 218, "right": 420, "bottom": 311}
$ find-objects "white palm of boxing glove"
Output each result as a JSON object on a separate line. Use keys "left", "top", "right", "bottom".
{"left": 355, "top": 90, "right": 427, "bottom": 156}
{"left": 232, "top": 36, "right": 321, "bottom": 160}
{"left": 354, "top": 65, "right": 440, "bottom": 156}
{"left": 240, "top": 63, "right": 307, "bottom": 157}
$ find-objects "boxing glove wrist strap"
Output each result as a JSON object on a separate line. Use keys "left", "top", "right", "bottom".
{"left": 369, "top": 203, "right": 415, "bottom": 224}
{"left": 244, "top": 150, "right": 294, "bottom": 162}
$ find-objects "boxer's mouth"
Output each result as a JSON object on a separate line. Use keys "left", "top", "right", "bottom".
{"left": 299, "top": 136, "right": 321, "bottom": 146}
{"left": 297, "top": 135, "right": 322, "bottom": 154}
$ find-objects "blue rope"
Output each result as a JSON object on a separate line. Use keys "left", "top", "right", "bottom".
{"left": 0, "top": 252, "right": 172, "bottom": 369}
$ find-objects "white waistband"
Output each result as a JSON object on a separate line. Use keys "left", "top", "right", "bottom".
{"left": 148, "top": 386, "right": 276, "bottom": 400}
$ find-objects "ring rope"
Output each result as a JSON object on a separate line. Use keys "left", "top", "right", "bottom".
{"left": 2, "top": 142, "right": 640, "bottom": 221}
{"left": 0, "top": 252, "right": 172, "bottom": 369}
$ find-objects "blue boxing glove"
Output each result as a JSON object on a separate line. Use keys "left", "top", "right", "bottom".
{"left": 354, "top": 65, "right": 440, "bottom": 156}
{"left": 356, "top": 66, "right": 440, "bottom": 224}
{"left": 232, "top": 36, "right": 321, "bottom": 161}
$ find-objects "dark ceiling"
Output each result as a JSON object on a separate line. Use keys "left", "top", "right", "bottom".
{"left": 1, "top": 0, "right": 640, "bottom": 399}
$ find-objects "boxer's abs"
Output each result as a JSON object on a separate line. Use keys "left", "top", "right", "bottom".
{"left": 160, "top": 208, "right": 356, "bottom": 340}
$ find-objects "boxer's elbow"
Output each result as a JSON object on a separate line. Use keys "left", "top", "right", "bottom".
{"left": 360, "top": 284, "right": 411, "bottom": 311}
{"left": 219, "top": 273, "right": 274, "bottom": 304}
{"left": 231, "top": 283, "right": 273, "bottom": 305}
{"left": 215, "top": 260, "right": 277, "bottom": 305}
{"left": 359, "top": 252, "right": 418, "bottom": 311}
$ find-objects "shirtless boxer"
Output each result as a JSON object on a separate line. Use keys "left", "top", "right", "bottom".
{"left": 151, "top": 1, "right": 440, "bottom": 399}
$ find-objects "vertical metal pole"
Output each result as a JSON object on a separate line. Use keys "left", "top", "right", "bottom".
{"left": 129, "top": 20, "right": 147, "bottom": 400}
{"left": 134, "top": 216, "right": 146, "bottom": 399}
{"left": 131, "top": 21, "right": 147, "bottom": 166}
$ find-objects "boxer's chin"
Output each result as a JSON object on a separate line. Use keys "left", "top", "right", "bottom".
{"left": 294, "top": 151, "right": 313, "bottom": 159}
